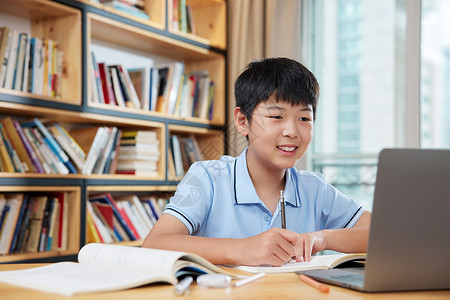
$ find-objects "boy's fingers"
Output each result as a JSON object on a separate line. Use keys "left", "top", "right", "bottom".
{"left": 303, "top": 239, "right": 312, "bottom": 262}
{"left": 278, "top": 228, "right": 300, "bottom": 244}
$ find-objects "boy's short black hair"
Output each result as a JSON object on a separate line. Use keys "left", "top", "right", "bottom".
{"left": 234, "top": 57, "right": 320, "bottom": 121}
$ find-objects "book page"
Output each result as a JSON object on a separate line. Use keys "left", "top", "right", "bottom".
{"left": 78, "top": 243, "right": 186, "bottom": 277}
{"left": 234, "top": 253, "right": 366, "bottom": 273}
{"left": 78, "top": 243, "right": 234, "bottom": 278}
{"left": 0, "top": 262, "right": 167, "bottom": 296}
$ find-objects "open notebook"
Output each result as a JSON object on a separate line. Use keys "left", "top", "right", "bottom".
{"left": 234, "top": 253, "right": 366, "bottom": 273}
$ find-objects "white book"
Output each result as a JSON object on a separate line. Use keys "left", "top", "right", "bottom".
{"left": 0, "top": 243, "right": 236, "bottom": 296}
{"left": 21, "top": 33, "right": 31, "bottom": 92}
{"left": 32, "top": 37, "right": 44, "bottom": 95}
{"left": 130, "top": 195, "right": 154, "bottom": 229}
{"left": 93, "top": 127, "right": 117, "bottom": 174}
{"left": 86, "top": 201, "right": 114, "bottom": 244}
{"left": 171, "top": 135, "right": 184, "bottom": 177}
{"left": 13, "top": 33, "right": 28, "bottom": 91}
{"left": 0, "top": 30, "right": 13, "bottom": 87}
{"left": 109, "top": 66, "right": 126, "bottom": 107}
{"left": 166, "top": 62, "right": 184, "bottom": 115}
{"left": 82, "top": 127, "right": 107, "bottom": 175}
{"left": 198, "top": 75, "right": 211, "bottom": 119}
{"left": 149, "top": 67, "right": 159, "bottom": 111}
{"left": 3, "top": 30, "right": 19, "bottom": 89}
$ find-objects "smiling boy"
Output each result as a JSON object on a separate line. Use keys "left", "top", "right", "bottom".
{"left": 142, "top": 57, "right": 371, "bottom": 266}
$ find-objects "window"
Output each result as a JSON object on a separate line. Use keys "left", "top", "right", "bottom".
{"left": 421, "top": 0, "right": 450, "bottom": 148}
{"left": 302, "top": 0, "right": 449, "bottom": 211}
{"left": 301, "top": 0, "right": 407, "bottom": 210}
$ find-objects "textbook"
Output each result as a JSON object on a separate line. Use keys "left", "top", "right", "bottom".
{"left": 0, "top": 243, "right": 236, "bottom": 296}
{"left": 234, "top": 253, "right": 366, "bottom": 274}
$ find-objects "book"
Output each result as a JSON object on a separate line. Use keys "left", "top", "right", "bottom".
{"left": 0, "top": 193, "right": 24, "bottom": 255}
{"left": 98, "top": 62, "right": 116, "bottom": 105}
{"left": 25, "top": 195, "right": 48, "bottom": 253}
{"left": 108, "top": 65, "right": 126, "bottom": 107}
{"left": 0, "top": 243, "right": 236, "bottom": 296}
{"left": 3, "top": 30, "right": 19, "bottom": 89}
{"left": 0, "top": 27, "right": 11, "bottom": 85}
{"left": 128, "top": 66, "right": 150, "bottom": 110}
{"left": 102, "top": 1, "right": 150, "bottom": 20}
{"left": 69, "top": 126, "right": 107, "bottom": 175}
{"left": 234, "top": 253, "right": 367, "bottom": 273}
{"left": 0, "top": 123, "right": 23, "bottom": 173}
{"left": 13, "top": 120, "right": 45, "bottom": 173}
{"left": 116, "top": 65, "right": 141, "bottom": 108}
{"left": 1, "top": 117, "right": 34, "bottom": 172}
{"left": 21, "top": 118, "right": 77, "bottom": 174}
{"left": 0, "top": 124, "right": 14, "bottom": 172}
{"left": 90, "top": 52, "right": 105, "bottom": 103}
{"left": 31, "top": 37, "right": 44, "bottom": 95}
{"left": 89, "top": 193, "right": 136, "bottom": 240}
{"left": 8, "top": 194, "right": 29, "bottom": 253}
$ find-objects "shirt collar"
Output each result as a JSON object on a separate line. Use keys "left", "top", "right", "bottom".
{"left": 233, "top": 148, "right": 300, "bottom": 207}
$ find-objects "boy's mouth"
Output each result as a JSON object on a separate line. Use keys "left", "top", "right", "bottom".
{"left": 277, "top": 146, "right": 298, "bottom": 152}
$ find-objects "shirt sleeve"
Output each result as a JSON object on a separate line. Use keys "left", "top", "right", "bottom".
{"left": 314, "top": 174, "right": 366, "bottom": 230}
{"left": 163, "top": 162, "right": 213, "bottom": 234}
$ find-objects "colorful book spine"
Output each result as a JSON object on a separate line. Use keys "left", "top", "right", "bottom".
{"left": 13, "top": 120, "right": 45, "bottom": 173}
{"left": 22, "top": 118, "right": 77, "bottom": 174}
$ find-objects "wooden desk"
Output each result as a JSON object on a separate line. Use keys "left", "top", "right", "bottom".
{"left": 1, "top": 264, "right": 449, "bottom": 300}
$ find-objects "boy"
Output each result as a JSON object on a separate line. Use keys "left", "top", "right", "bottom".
{"left": 142, "top": 57, "right": 371, "bottom": 266}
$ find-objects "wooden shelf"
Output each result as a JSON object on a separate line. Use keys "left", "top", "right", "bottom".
{"left": 0, "top": 0, "right": 226, "bottom": 263}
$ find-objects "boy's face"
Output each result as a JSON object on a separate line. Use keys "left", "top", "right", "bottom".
{"left": 234, "top": 97, "right": 314, "bottom": 171}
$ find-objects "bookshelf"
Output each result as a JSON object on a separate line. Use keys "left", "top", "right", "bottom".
{"left": 0, "top": 0, "right": 226, "bottom": 263}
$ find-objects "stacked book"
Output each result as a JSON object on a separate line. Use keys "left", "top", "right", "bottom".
{"left": 116, "top": 130, "right": 160, "bottom": 177}
{"left": 0, "top": 192, "right": 69, "bottom": 255}
{"left": 99, "top": 0, "right": 150, "bottom": 20}
{"left": 0, "top": 26, "right": 64, "bottom": 98}
{"left": 86, "top": 193, "right": 169, "bottom": 243}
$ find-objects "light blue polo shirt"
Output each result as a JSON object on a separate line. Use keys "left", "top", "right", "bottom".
{"left": 164, "top": 148, "right": 365, "bottom": 238}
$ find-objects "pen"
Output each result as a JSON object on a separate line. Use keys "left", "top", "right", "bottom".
{"left": 280, "top": 190, "right": 286, "bottom": 229}
{"left": 233, "top": 272, "right": 265, "bottom": 287}
{"left": 174, "top": 276, "right": 194, "bottom": 295}
{"left": 298, "top": 274, "right": 330, "bottom": 293}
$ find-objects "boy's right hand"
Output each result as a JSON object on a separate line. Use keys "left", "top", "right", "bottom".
{"left": 236, "top": 228, "right": 298, "bottom": 267}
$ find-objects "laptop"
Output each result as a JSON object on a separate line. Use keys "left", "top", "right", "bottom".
{"left": 298, "top": 148, "right": 450, "bottom": 292}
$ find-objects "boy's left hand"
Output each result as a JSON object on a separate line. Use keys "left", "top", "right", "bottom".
{"left": 293, "top": 231, "right": 327, "bottom": 263}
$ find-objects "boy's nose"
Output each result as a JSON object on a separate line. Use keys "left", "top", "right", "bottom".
{"left": 281, "top": 125, "right": 298, "bottom": 138}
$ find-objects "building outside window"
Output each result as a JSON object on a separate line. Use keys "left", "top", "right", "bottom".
{"left": 301, "top": 0, "right": 450, "bottom": 211}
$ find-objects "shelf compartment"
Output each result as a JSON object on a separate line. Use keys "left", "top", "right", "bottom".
{"left": 76, "top": 0, "right": 165, "bottom": 30}
{"left": 168, "top": 0, "right": 226, "bottom": 50}
{"left": 87, "top": 12, "right": 226, "bottom": 126}
{"left": 0, "top": 102, "right": 166, "bottom": 180}
{"left": 0, "top": 186, "right": 81, "bottom": 263}
{"left": 0, "top": 0, "right": 82, "bottom": 106}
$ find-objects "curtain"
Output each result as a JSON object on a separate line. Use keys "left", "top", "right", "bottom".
{"left": 227, "top": 0, "right": 303, "bottom": 156}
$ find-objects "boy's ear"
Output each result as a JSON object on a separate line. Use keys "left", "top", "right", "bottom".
{"left": 234, "top": 107, "right": 249, "bottom": 137}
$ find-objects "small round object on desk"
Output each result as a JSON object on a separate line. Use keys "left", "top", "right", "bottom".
{"left": 197, "top": 274, "right": 232, "bottom": 288}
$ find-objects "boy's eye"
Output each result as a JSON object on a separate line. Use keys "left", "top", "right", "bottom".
{"left": 269, "top": 116, "right": 282, "bottom": 119}
{"left": 299, "top": 117, "right": 311, "bottom": 122}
